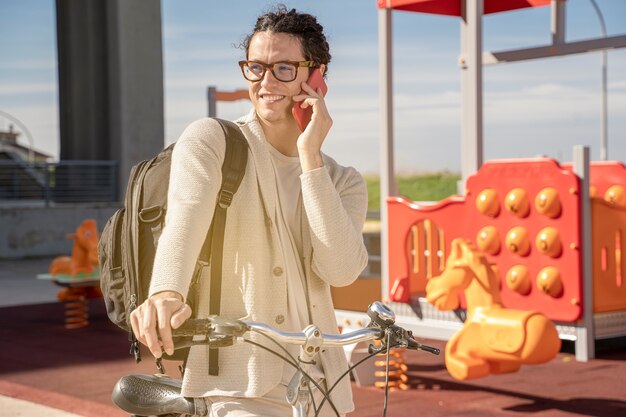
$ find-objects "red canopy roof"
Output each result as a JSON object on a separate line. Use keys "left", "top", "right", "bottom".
{"left": 376, "top": 0, "right": 553, "bottom": 16}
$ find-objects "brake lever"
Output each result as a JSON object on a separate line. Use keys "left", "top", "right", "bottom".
{"left": 406, "top": 336, "right": 440, "bottom": 355}
{"left": 171, "top": 335, "right": 239, "bottom": 350}
{"left": 172, "top": 318, "right": 212, "bottom": 337}
{"left": 368, "top": 325, "right": 440, "bottom": 356}
{"left": 169, "top": 316, "right": 250, "bottom": 350}
{"left": 402, "top": 328, "right": 440, "bottom": 355}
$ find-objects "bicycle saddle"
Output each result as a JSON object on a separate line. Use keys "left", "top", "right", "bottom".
{"left": 112, "top": 373, "right": 207, "bottom": 416}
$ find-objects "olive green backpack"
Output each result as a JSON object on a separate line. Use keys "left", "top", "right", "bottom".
{"left": 98, "top": 118, "right": 248, "bottom": 372}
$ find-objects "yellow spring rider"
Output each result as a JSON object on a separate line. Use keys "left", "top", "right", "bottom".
{"left": 426, "top": 238, "right": 561, "bottom": 380}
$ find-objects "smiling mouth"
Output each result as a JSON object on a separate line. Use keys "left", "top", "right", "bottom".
{"left": 260, "top": 94, "right": 286, "bottom": 103}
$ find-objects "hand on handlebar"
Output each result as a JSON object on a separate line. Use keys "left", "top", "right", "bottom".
{"left": 154, "top": 301, "right": 439, "bottom": 358}
{"left": 130, "top": 291, "right": 192, "bottom": 358}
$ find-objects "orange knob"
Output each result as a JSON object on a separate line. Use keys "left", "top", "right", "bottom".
{"left": 505, "top": 226, "right": 530, "bottom": 256}
{"left": 505, "top": 265, "right": 531, "bottom": 295}
{"left": 534, "top": 187, "right": 561, "bottom": 218}
{"left": 476, "top": 225, "right": 500, "bottom": 255}
{"left": 604, "top": 185, "right": 626, "bottom": 207}
{"left": 536, "top": 266, "right": 563, "bottom": 297}
{"left": 535, "top": 227, "right": 562, "bottom": 258}
{"left": 505, "top": 188, "right": 530, "bottom": 218}
{"left": 589, "top": 185, "right": 597, "bottom": 197}
{"left": 476, "top": 188, "right": 500, "bottom": 217}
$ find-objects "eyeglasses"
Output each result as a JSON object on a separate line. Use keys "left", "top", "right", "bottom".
{"left": 238, "top": 60, "right": 315, "bottom": 82}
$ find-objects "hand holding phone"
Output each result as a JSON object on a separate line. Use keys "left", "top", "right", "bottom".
{"left": 292, "top": 68, "right": 328, "bottom": 132}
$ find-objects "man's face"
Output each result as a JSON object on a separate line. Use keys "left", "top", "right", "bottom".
{"left": 246, "top": 31, "right": 309, "bottom": 126}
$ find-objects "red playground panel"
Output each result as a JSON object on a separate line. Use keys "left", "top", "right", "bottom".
{"left": 388, "top": 158, "right": 584, "bottom": 322}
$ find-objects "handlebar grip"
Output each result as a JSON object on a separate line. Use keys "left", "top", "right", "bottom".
{"left": 419, "top": 344, "right": 441, "bottom": 355}
{"left": 172, "top": 318, "right": 212, "bottom": 337}
{"left": 407, "top": 338, "right": 440, "bottom": 355}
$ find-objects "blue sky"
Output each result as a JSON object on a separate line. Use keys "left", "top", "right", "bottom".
{"left": 1, "top": 0, "right": 625, "bottom": 174}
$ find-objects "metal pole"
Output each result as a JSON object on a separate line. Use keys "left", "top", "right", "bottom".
{"left": 589, "top": 0, "right": 608, "bottom": 160}
{"left": 573, "top": 145, "right": 595, "bottom": 361}
{"left": 379, "top": 7, "right": 396, "bottom": 301}
{"left": 551, "top": 0, "right": 566, "bottom": 45}
{"left": 44, "top": 162, "right": 51, "bottom": 207}
{"left": 207, "top": 86, "right": 217, "bottom": 117}
{"left": 459, "top": 1, "right": 468, "bottom": 194}
{"left": 111, "top": 161, "right": 119, "bottom": 202}
{"left": 460, "top": 0, "right": 484, "bottom": 191}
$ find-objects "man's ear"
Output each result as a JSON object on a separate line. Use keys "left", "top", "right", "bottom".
{"left": 320, "top": 64, "right": 326, "bottom": 76}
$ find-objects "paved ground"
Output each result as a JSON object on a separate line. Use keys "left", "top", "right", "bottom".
{"left": 0, "top": 256, "right": 60, "bottom": 307}
{"left": 0, "top": 256, "right": 83, "bottom": 416}
{"left": 1, "top": 257, "right": 625, "bottom": 417}
{"left": 0, "top": 394, "right": 82, "bottom": 417}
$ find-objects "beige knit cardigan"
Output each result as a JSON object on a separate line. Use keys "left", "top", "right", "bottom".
{"left": 149, "top": 111, "right": 368, "bottom": 413}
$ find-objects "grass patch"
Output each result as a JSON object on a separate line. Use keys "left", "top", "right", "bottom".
{"left": 365, "top": 172, "right": 460, "bottom": 210}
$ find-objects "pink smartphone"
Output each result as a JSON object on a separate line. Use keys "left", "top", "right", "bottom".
{"left": 292, "top": 68, "right": 328, "bottom": 132}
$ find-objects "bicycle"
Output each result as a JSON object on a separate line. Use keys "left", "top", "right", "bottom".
{"left": 112, "top": 301, "right": 440, "bottom": 417}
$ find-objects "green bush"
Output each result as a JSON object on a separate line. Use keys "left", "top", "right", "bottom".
{"left": 365, "top": 172, "right": 460, "bottom": 210}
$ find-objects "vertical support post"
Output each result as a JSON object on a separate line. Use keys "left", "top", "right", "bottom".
{"left": 44, "top": 162, "right": 51, "bottom": 207}
{"left": 589, "top": 0, "right": 609, "bottom": 160}
{"left": 379, "top": 7, "right": 396, "bottom": 300}
{"left": 600, "top": 50, "right": 608, "bottom": 160}
{"left": 573, "top": 145, "right": 595, "bottom": 361}
{"left": 208, "top": 86, "right": 217, "bottom": 117}
{"left": 459, "top": 0, "right": 483, "bottom": 192}
{"left": 551, "top": 0, "right": 566, "bottom": 45}
{"left": 111, "top": 161, "right": 118, "bottom": 202}
{"left": 56, "top": 0, "right": 164, "bottom": 199}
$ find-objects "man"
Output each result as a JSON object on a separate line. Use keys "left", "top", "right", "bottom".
{"left": 131, "top": 6, "right": 368, "bottom": 416}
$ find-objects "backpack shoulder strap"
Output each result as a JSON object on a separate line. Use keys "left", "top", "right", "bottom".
{"left": 197, "top": 118, "right": 248, "bottom": 376}
{"left": 197, "top": 119, "right": 248, "bottom": 264}
{"left": 216, "top": 119, "right": 249, "bottom": 210}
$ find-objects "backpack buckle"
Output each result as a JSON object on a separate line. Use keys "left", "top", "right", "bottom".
{"left": 218, "top": 189, "right": 234, "bottom": 208}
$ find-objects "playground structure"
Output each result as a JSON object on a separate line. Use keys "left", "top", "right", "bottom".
{"left": 359, "top": 0, "right": 626, "bottom": 364}
{"left": 49, "top": 218, "right": 100, "bottom": 278}
{"left": 44, "top": 218, "right": 102, "bottom": 329}
{"left": 384, "top": 153, "right": 626, "bottom": 362}
{"left": 206, "top": 87, "right": 249, "bottom": 117}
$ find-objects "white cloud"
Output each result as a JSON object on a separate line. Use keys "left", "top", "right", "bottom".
{"left": 0, "top": 60, "right": 56, "bottom": 71}
{"left": 484, "top": 82, "right": 621, "bottom": 125}
{"left": 163, "top": 23, "right": 243, "bottom": 41}
{"left": 610, "top": 79, "right": 626, "bottom": 89}
{"left": 0, "top": 82, "right": 56, "bottom": 95}
{"left": 163, "top": 47, "right": 242, "bottom": 64}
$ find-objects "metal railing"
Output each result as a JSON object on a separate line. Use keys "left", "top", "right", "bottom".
{"left": 0, "top": 159, "right": 118, "bottom": 205}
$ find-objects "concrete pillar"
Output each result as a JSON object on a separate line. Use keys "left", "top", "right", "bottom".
{"left": 56, "top": 0, "right": 110, "bottom": 161}
{"left": 56, "top": 0, "right": 164, "bottom": 199}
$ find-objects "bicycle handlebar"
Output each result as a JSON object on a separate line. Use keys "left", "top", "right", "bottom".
{"left": 171, "top": 301, "right": 440, "bottom": 355}
{"left": 114, "top": 302, "right": 438, "bottom": 417}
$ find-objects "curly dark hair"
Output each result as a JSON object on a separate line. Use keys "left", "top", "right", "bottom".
{"left": 240, "top": 4, "right": 331, "bottom": 76}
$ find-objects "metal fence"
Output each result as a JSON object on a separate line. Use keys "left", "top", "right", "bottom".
{"left": 0, "top": 159, "right": 118, "bottom": 205}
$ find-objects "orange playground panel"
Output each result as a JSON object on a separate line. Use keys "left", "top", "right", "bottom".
{"left": 388, "top": 158, "right": 626, "bottom": 323}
